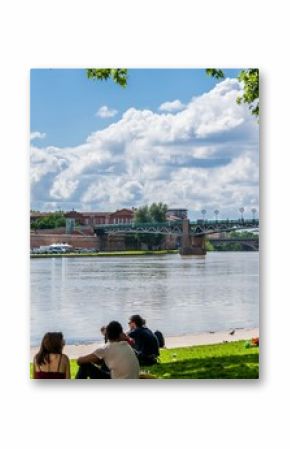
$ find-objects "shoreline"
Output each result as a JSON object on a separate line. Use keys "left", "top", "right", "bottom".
{"left": 30, "top": 249, "right": 259, "bottom": 258}
{"left": 30, "top": 250, "right": 178, "bottom": 258}
{"left": 30, "top": 327, "right": 259, "bottom": 361}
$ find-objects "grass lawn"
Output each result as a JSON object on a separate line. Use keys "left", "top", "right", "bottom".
{"left": 147, "top": 341, "right": 259, "bottom": 379}
{"left": 30, "top": 340, "right": 259, "bottom": 379}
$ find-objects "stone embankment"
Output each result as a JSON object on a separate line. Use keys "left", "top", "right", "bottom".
{"left": 30, "top": 233, "right": 97, "bottom": 249}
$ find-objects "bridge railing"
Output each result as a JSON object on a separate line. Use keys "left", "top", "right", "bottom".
{"left": 94, "top": 220, "right": 184, "bottom": 229}
{"left": 192, "top": 218, "right": 259, "bottom": 225}
{"left": 94, "top": 219, "right": 259, "bottom": 236}
{"left": 94, "top": 218, "right": 259, "bottom": 228}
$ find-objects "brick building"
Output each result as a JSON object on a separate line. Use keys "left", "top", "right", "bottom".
{"left": 64, "top": 208, "right": 135, "bottom": 225}
{"left": 108, "top": 208, "right": 135, "bottom": 224}
{"left": 64, "top": 210, "right": 111, "bottom": 226}
{"left": 166, "top": 209, "right": 188, "bottom": 221}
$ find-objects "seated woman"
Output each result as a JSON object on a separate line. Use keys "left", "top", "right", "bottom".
{"left": 33, "top": 332, "right": 71, "bottom": 379}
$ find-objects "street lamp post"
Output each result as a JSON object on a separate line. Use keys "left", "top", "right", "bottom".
{"left": 239, "top": 207, "right": 245, "bottom": 221}
{"left": 214, "top": 209, "right": 219, "bottom": 222}
{"left": 201, "top": 209, "right": 207, "bottom": 222}
{"left": 251, "top": 208, "right": 257, "bottom": 221}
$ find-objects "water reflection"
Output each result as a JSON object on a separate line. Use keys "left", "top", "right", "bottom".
{"left": 31, "top": 252, "right": 259, "bottom": 346}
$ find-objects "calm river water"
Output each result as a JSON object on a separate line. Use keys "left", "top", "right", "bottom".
{"left": 30, "top": 252, "right": 259, "bottom": 346}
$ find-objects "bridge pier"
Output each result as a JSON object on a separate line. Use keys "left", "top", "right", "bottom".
{"left": 179, "top": 220, "right": 206, "bottom": 255}
{"left": 96, "top": 233, "right": 127, "bottom": 251}
{"left": 191, "top": 235, "right": 206, "bottom": 255}
{"left": 96, "top": 233, "right": 108, "bottom": 251}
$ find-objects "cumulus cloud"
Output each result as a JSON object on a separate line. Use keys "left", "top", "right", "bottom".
{"left": 96, "top": 105, "right": 118, "bottom": 118}
{"left": 159, "top": 99, "right": 186, "bottom": 112}
{"left": 30, "top": 131, "right": 46, "bottom": 140}
{"left": 31, "top": 78, "right": 259, "bottom": 218}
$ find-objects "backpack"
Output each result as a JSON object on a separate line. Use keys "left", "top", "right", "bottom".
{"left": 154, "top": 330, "right": 165, "bottom": 348}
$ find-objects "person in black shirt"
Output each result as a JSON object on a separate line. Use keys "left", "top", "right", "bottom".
{"left": 127, "top": 314, "right": 159, "bottom": 365}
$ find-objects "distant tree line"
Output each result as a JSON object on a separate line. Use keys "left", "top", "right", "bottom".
{"left": 129, "top": 202, "right": 168, "bottom": 250}
{"left": 206, "top": 230, "right": 259, "bottom": 252}
{"left": 229, "top": 231, "right": 258, "bottom": 240}
{"left": 30, "top": 212, "right": 66, "bottom": 230}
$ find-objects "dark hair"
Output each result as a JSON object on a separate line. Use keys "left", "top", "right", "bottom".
{"left": 129, "top": 314, "right": 146, "bottom": 328}
{"left": 106, "top": 321, "right": 123, "bottom": 341}
{"left": 100, "top": 326, "right": 108, "bottom": 343}
{"left": 35, "top": 332, "right": 64, "bottom": 366}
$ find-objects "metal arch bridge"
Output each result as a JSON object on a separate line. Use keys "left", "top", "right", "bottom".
{"left": 209, "top": 238, "right": 259, "bottom": 251}
{"left": 94, "top": 218, "right": 259, "bottom": 236}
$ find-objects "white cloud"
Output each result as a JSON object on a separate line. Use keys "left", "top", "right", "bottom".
{"left": 96, "top": 105, "right": 118, "bottom": 118}
{"left": 30, "top": 131, "right": 46, "bottom": 140}
{"left": 159, "top": 99, "right": 186, "bottom": 112}
{"left": 31, "top": 78, "right": 259, "bottom": 218}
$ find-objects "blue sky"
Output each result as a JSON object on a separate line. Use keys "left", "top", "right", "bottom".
{"left": 31, "top": 69, "right": 241, "bottom": 147}
{"left": 30, "top": 68, "right": 259, "bottom": 219}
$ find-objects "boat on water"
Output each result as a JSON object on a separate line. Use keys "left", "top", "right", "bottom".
{"left": 47, "top": 243, "right": 73, "bottom": 253}
{"left": 32, "top": 243, "right": 73, "bottom": 254}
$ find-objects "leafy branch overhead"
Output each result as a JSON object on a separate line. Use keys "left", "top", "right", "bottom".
{"left": 206, "top": 68, "right": 259, "bottom": 117}
{"left": 86, "top": 68, "right": 128, "bottom": 87}
{"left": 205, "top": 69, "right": 225, "bottom": 79}
{"left": 86, "top": 68, "right": 259, "bottom": 117}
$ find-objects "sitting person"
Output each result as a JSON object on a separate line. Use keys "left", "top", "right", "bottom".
{"left": 33, "top": 332, "right": 71, "bottom": 379}
{"left": 76, "top": 321, "right": 140, "bottom": 379}
{"left": 127, "top": 314, "right": 159, "bottom": 365}
{"left": 101, "top": 324, "right": 134, "bottom": 346}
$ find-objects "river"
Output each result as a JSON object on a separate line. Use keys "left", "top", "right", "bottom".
{"left": 30, "top": 252, "right": 259, "bottom": 346}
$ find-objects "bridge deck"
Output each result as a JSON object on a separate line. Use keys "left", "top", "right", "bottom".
{"left": 94, "top": 219, "right": 259, "bottom": 236}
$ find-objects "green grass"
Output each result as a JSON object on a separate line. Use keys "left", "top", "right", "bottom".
{"left": 30, "top": 250, "right": 178, "bottom": 258}
{"left": 30, "top": 340, "right": 259, "bottom": 379}
{"left": 148, "top": 341, "right": 259, "bottom": 379}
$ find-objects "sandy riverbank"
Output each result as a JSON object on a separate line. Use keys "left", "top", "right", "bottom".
{"left": 30, "top": 327, "right": 259, "bottom": 361}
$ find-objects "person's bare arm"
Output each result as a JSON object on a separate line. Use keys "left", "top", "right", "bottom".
{"left": 64, "top": 356, "right": 71, "bottom": 379}
{"left": 32, "top": 358, "right": 37, "bottom": 379}
{"left": 77, "top": 353, "right": 102, "bottom": 365}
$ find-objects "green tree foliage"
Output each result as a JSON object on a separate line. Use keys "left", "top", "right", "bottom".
{"left": 133, "top": 202, "right": 168, "bottom": 249}
{"left": 209, "top": 230, "right": 259, "bottom": 251}
{"left": 229, "top": 231, "right": 259, "bottom": 239}
{"left": 205, "top": 239, "right": 214, "bottom": 251}
{"left": 86, "top": 68, "right": 260, "bottom": 117}
{"left": 206, "top": 68, "right": 259, "bottom": 117}
{"left": 148, "top": 202, "right": 168, "bottom": 222}
{"left": 86, "top": 68, "right": 128, "bottom": 87}
{"left": 134, "top": 205, "right": 150, "bottom": 224}
{"left": 87, "top": 68, "right": 259, "bottom": 117}
{"left": 86, "top": 68, "right": 259, "bottom": 117}
{"left": 236, "top": 69, "right": 259, "bottom": 117}
{"left": 216, "top": 242, "right": 244, "bottom": 251}
{"left": 30, "top": 212, "right": 66, "bottom": 230}
{"left": 134, "top": 202, "right": 168, "bottom": 224}
{"left": 205, "top": 69, "right": 225, "bottom": 79}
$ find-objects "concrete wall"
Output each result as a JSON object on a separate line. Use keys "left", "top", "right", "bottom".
{"left": 31, "top": 232, "right": 127, "bottom": 251}
{"left": 31, "top": 231, "right": 178, "bottom": 251}
{"left": 30, "top": 233, "right": 97, "bottom": 249}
